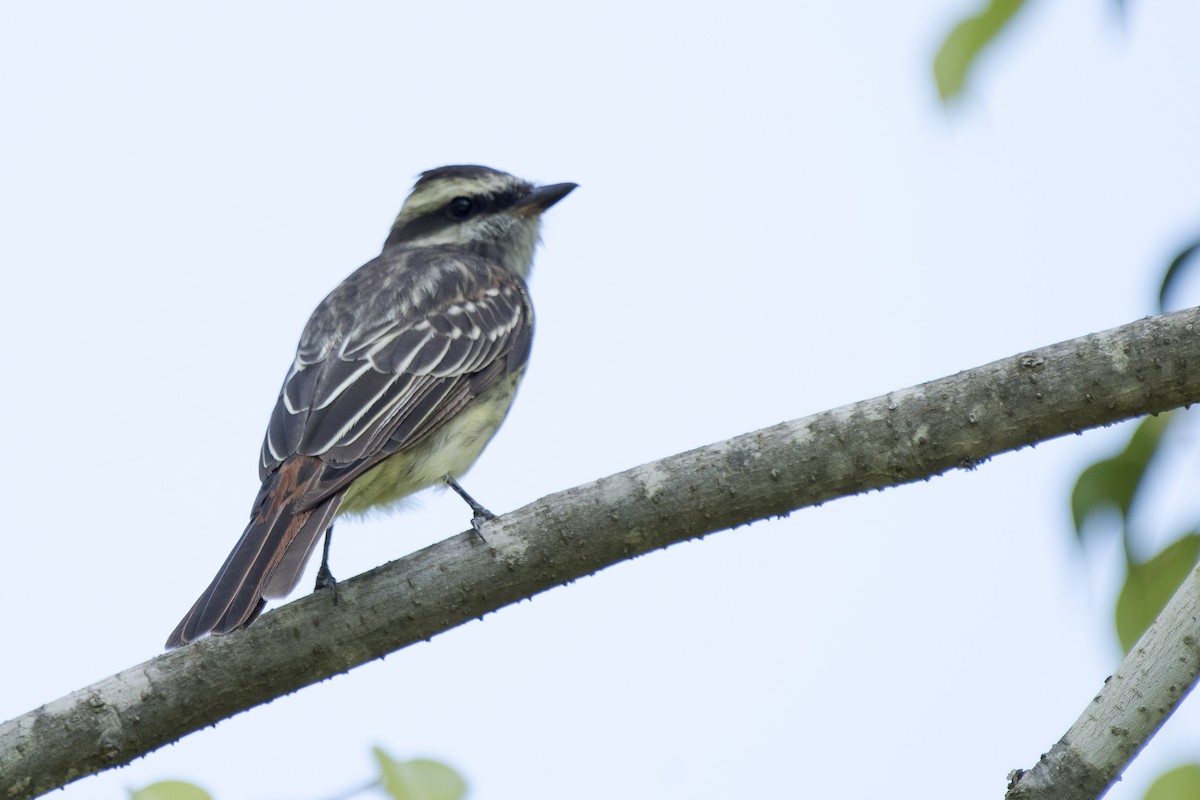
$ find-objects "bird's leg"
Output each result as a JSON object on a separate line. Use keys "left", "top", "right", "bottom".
{"left": 444, "top": 475, "right": 495, "bottom": 541}
{"left": 314, "top": 525, "right": 338, "bottom": 603}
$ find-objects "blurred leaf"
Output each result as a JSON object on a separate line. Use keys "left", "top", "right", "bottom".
{"left": 1116, "top": 534, "right": 1200, "bottom": 652}
{"left": 1143, "top": 763, "right": 1200, "bottom": 800}
{"left": 374, "top": 748, "right": 467, "bottom": 800}
{"left": 933, "top": 0, "right": 1030, "bottom": 102}
{"left": 129, "top": 782, "right": 212, "bottom": 800}
{"left": 1070, "top": 413, "right": 1172, "bottom": 542}
{"left": 1158, "top": 236, "right": 1200, "bottom": 312}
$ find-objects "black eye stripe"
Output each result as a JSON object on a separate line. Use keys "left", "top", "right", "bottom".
{"left": 382, "top": 181, "right": 539, "bottom": 250}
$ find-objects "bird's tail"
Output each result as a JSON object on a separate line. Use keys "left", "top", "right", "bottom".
{"left": 165, "top": 461, "right": 342, "bottom": 648}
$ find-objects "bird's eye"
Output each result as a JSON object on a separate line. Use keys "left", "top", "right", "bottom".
{"left": 448, "top": 197, "right": 474, "bottom": 219}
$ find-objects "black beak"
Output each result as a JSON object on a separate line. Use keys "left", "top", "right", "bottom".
{"left": 515, "top": 182, "right": 578, "bottom": 215}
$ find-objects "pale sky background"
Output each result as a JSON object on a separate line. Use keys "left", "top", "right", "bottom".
{"left": 3, "top": 2, "right": 1200, "bottom": 799}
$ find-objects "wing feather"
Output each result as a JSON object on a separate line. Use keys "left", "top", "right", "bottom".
{"left": 384, "top": 327, "right": 436, "bottom": 373}
{"left": 406, "top": 334, "right": 453, "bottom": 375}
{"left": 431, "top": 334, "right": 476, "bottom": 377}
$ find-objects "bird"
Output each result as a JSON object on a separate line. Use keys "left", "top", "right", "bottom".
{"left": 165, "top": 165, "right": 576, "bottom": 647}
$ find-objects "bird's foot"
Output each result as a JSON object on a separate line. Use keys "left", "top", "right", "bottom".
{"left": 315, "top": 563, "right": 339, "bottom": 604}
{"left": 315, "top": 526, "right": 339, "bottom": 603}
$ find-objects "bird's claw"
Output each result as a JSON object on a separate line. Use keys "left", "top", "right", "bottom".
{"left": 470, "top": 508, "right": 496, "bottom": 542}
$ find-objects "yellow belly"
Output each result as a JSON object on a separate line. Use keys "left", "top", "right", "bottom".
{"left": 337, "top": 371, "right": 523, "bottom": 516}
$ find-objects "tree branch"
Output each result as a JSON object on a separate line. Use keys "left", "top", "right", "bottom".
{"left": 3, "top": 308, "right": 1199, "bottom": 799}
{"left": 1007, "top": 548, "right": 1200, "bottom": 799}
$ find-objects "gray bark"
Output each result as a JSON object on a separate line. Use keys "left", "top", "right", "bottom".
{"left": 3, "top": 307, "right": 1199, "bottom": 800}
{"left": 1007, "top": 547, "right": 1200, "bottom": 799}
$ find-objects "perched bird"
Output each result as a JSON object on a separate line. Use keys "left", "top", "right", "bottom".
{"left": 166, "top": 165, "right": 575, "bottom": 647}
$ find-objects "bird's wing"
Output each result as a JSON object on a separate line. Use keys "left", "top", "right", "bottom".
{"left": 260, "top": 252, "right": 533, "bottom": 507}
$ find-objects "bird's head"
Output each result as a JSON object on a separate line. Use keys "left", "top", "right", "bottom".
{"left": 384, "top": 165, "right": 576, "bottom": 277}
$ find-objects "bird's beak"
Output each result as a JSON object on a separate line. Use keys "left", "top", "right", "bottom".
{"left": 515, "top": 182, "right": 578, "bottom": 215}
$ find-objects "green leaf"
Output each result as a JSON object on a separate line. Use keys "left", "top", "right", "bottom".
{"left": 1115, "top": 534, "right": 1200, "bottom": 652}
{"left": 1157, "top": 236, "right": 1200, "bottom": 312}
{"left": 129, "top": 781, "right": 212, "bottom": 800}
{"left": 374, "top": 748, "right": 467, "bottom": 800}
{"left": 933, "top": 0, "right": 1030, "bottom": 103}
{"left": 1070, "top": 413, "right": 1172, "bottom": 542}
{"left": 1143, "top": 764, "right": 1200, "bottom": 800}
